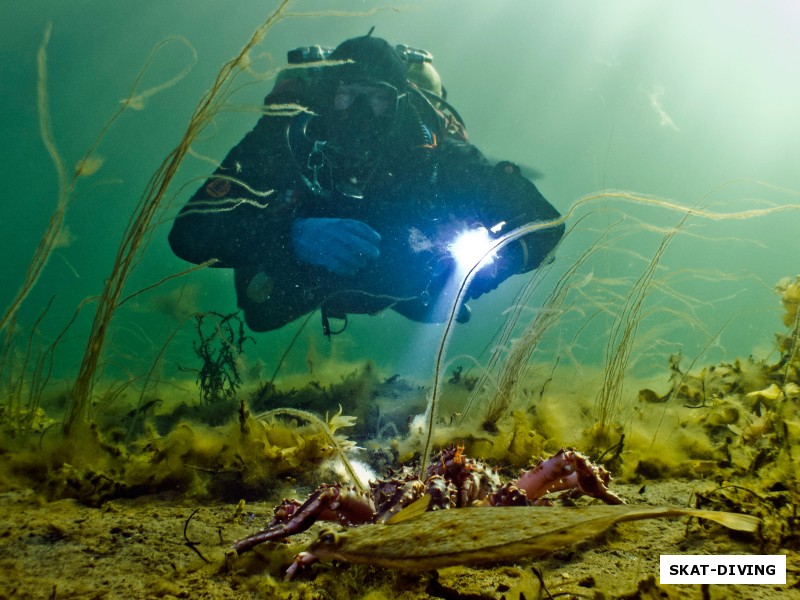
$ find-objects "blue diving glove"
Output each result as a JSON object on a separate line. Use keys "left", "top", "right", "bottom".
{"left": 290, "top": 217, "right": 381, "bottom": 276}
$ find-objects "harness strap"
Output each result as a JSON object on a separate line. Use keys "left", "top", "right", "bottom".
{"left": 320, "top": 305, "right": 348, "bottom": 338}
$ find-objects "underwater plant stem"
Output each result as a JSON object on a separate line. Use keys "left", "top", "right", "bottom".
{"left": 269, "top": 311, "right": 316, "bottom": 384}
{"left": 64, "top": 1, "right": 292, "bottom": 436}
{"left": 471, "top": 214, "right": 605, "bottom": 429}
{"left": 116, "top": 259, "right": 217, "bottom": 308}
{"left": 419, "top": 218, "right": 566, "bottom": 475}
{"left": 436, "top": 186, "right": 800, "bottom": 458}
{"left": 593, "top": 205, "right": 693, "bottom": 440}
{"left": 255, "top": 407, "right": 366, "bottom": 493}
{"left": 124, "top": 312, "right": 194, "bottom": 445}
{"left": 649, "top": 319, "right": 730, "bottom": 447}
{"left": 1, "top": 17, "right": 150, "bottom": 336}
{"left": 0, "top": 24, "right": 68, "bottom": 336}
{"left": 782, "top": 303, "right": 800, "bottom": 389}
{"left": 426, "top": 185, "right": 787, "bottom": 461}
{"left": 4, "top": 299, "right": 50, "bottom": 428}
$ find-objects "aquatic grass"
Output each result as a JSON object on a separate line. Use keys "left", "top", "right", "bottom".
{"left": 0, "top": 25, "right": 67, "bottom": 337}
{"left": 255, "top": 406, "right": 366, "bottom": 493}
{"left": 65, "top": 1, "right": 294, "bottom": 436}
{"left": 460, "top": 211, "right": 661, "bottom": 430}
{"left": 577, "top": 194, "right": 796, "bottom": 441}
{"left": 61, "top": 4, "right": 405, "bottom": 436}
{"left": 419, "top": 216, "right": 567, "bottom": 474}
{"left": 123, "top": 310, "right": 196, "bottom": 445}
{"left": 7, "top": 2, "right": 800, "bottom": 513}
{"left": 0, "top": 31, "right": 197, "bottom": 338}
{"left": 0, "top": 21, "right": 211, "bottom": 438}
{"left": 456, "top": 211, "right": 647, "bottom": 430}
{"left": 465, "top": 214, "right": 609, "bottom": 431}
{"left": 647, "top": 319, "right": 732, "bottom": 446}
{"left": 1, "top": 300, "right": 53, "bottom": 432}
{"left": 1, "top": 295, "right": 89, "bottom": 436}
{"left": 420, "top": 187, "right": 800, "bottom": 473}
{"left": 591, "top": 196, "right": 715, "bottom": 444}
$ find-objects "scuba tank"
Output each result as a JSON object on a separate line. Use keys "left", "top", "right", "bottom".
{"left": 395, "top": 44, "right": 468, "bottom": 143}
{"left": 396, "top": 45, "right": 443, "bottom": 98}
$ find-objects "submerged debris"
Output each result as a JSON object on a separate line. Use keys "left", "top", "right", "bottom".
{"left": 231, "top": 445, "right": 625, "bottom": 578}
{"left": 301, "top": 503, "right": 758, "bottom": 573}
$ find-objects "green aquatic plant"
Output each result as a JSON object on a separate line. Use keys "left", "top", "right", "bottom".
{"left": 0, "top": 25, "right": 206, "bottom": 440}
{"left": 421, "top": 187, "right": 800, "bottom": 473}
{"left": 418, "top": 217, "right": 566, "bottom": 474}
{"left": 64, "top": 0, "right": 293, "bottom": 436}
{"left": 590, "top": 208, "right": 692, "bottom": 445}
{"left": 0, "top": 24, "right": 114, "bottom": 433}
{"left": 466, "top": 214, "right": 606, "bottom": 432}
{"left": 255, "top": 406, "right": 366, "bottom": 493}
{"left": 1, "top": 295, "right": 86, "bottom": 436}
{"left": 0, "top": 32, "right": 196, "bottom": 339}
{"left": 0, "top": 24, "right": 80, "bottom": 337}
{"left": 185, "top": 312, "right": 253, "bottom": 407}
{"left": 6, "top": 1, "right": 800, "bottom": 533}
{"left": 0, "top": 301, "right": 53, "bottom": 433}
{"left": 419, "top": 201, "right": 634, "bottom": 470}
{"left": 776, "top": 275, "right": 800, "bottom": 387}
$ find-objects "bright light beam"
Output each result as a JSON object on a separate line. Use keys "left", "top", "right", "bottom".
{"left": 448, "top": 226, "right": 497, "bottom": 273}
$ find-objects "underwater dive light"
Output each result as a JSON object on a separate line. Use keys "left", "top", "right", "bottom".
{"left": 448, "top": 226, "right": 497, "bottom": 273}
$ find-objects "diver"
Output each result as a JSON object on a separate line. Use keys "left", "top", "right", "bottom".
{"left": 168, "top": 33, "right": 565, "bottom": 335}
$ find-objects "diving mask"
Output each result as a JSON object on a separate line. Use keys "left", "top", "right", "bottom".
{"left": 332, "top": 80, "right": 405, "bottom": 119}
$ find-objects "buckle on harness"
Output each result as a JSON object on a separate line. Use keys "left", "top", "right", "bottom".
{"left": 303, "top": 140, "right": 327, "bottom": 196}
{"left": 321, "top": 305, "right": 348, "bottom": 338}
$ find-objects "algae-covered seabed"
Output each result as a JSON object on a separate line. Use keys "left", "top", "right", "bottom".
{"left": 0, "top": 458, "right": 792, "bottom": 600}
{"left": 3, "top": 1, "right": 800, "bottom": 598}
{"left": 1, "top": 354, "right": 799, "bottom": 599}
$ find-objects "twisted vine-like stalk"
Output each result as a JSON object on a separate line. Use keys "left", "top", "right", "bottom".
{"left": 255, "top": 407, "right": 366, "bottom": 493}
{"left": 419, "top": 217, "right": 566, "bottom": 475}
{"left": 0, "top": 24, "right": 67, "bottom": 336}
{"left": 421, "top": 187, "right": 800, "bottom": 473}
{"left": 64, "top": 1, "right": 292, "bottom": 436}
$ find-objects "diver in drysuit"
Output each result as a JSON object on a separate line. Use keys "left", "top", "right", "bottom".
{"left": 168, "top": 34, "right": 564, "bottom": 334}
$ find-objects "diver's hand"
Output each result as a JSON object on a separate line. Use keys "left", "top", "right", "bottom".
{"left": 465, "top": 238, "right": 529, "bottom": 299}
{"left": 465, "top": 267, "right": 502, "bottom": 300}
{"left": 291, "top": 217, "right": 381, "bottom": 276}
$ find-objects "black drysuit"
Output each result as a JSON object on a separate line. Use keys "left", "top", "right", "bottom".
{"left": 169, "top": 94, "right": 565, "bottom": 332}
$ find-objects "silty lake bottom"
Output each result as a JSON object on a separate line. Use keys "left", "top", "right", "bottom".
{"left": 2, "top": 1, "right": 799, "bottom": 598}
